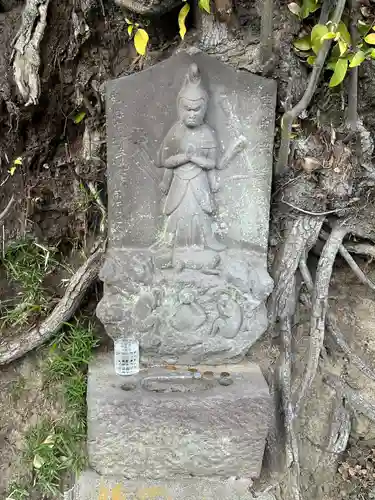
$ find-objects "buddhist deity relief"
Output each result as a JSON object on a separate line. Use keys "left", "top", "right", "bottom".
{"left": 153, "top": 63, "right": 246, "bottom": 261}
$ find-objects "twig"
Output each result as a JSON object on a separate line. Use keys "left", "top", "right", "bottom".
{"left": 0, "top": 237, "right": 106, "bottom": 365}
{"left": 295, "top": 221, "right": 348, "bottom": 413}
{"left": 276, "top": 0, "right": 347, "bottom": 174}
{"left": 338, "top": 243, "right": 375, "bottom": 292}
{"left": 281, "top": 197, "right": 354, "bottom": 216}
{"left": 0, "top": 195, "right": 15, "bottom": 224}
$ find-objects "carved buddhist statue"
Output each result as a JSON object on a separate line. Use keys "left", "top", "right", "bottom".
{"left": 98, "top": 54, "right": 275, "bottom": 365}
{"left": 156, "top": 63, "right": 225, "bottom": 253}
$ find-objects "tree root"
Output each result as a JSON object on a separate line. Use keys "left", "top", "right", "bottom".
{"left": 295, "top": 221, "right": 348, "bottom": 412}
{"left": 325, "top": 374, "right": 375, "bottom": 422}
{"left": 344, "top": 242, "right": 375, "bottom": 259}
{"left": 0, "top": 237, "right": 106, "bottom": 365}
{"left": 12, "top": 0, "right": 50, "bottom": 106}
{"left": 326, "top": 317, "right": 375, "bottom": 382}
{"left": 320, "top": 230, "right": 375, "bottom": 291}
{"left": 279, "top": 317, "right": 301, "bottom": 500}
{"left": 276, "top": 0, "right": 347, "bottom": 174}
{"left": 338, "top": 243, "right": 375, "bottom": 292}
{"left": 300, "top": 253, "right": 375, "bottom": 382}
{"left": 269, "top": 214, "right": 324, "bottom": 327}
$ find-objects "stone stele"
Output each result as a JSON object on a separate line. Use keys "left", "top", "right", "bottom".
{"left": 87, "top": 352, "right": 272, "bottom": 481}
{"left": 97, "top": 51, "right": 277, "bottom": 366}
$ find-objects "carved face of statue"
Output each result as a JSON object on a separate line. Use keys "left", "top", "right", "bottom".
{"left": 179, "top": 98, "right": 206, "bottom": 128}
{"left": 218, "top": 294, "right": 231, "bottom": 316}
{"left": 179, "top": 289, "right": 195, "bottom": 304}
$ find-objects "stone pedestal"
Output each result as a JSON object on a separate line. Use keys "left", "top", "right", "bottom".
{"left": 68, "top": 470, "right": 257, "bottom": 499}
{"left": 87, "top": 353, "right": 272, "bottom": 480}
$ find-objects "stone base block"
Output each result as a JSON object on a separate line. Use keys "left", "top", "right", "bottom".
{"left": 87, "top": 352, "right": 272, "bottom": 480}
{"left": 67, "top": 469, "right": 256, "bottom": 499}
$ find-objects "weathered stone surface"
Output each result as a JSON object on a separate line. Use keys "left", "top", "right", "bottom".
{"left": 97, "top": 51, "right": 276, "bottom": 364}
{"left": 87, "top": 352, "right": 272, "bottom": 480}
{"left": 68, "top": 469, "right": 257, "bottom": 499}
{"left": 114, "top": 0, "right": 182, "bottom": 15}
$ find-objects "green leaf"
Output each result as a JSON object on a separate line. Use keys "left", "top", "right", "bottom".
{"left": 198, "top": 0, "right": 210, "bottom": 13}
{"left": 307, "top": 55, "right": 316, "bottom": 65}
{"left": 337, "top": 21, "right": 351, "bottom": 45}
{"left": 326, "top": 60, "right": 337, "bottom": 71}
{"left": 33, "top": 454, "right": 45, "bottom": 469}
{"left": 128, "top": 24, "right": 133, "bottom": 36}
{"left": 293, "top": 36, "right": 311, "bottom": 51}
{"left": 134, "top": 28, "right": 149, "bottom": 55}
{"left": 14, "top": 157, "right": 22, "bottom": 165}
{"left": 311, "top": 24, "right": 328, "bottom": 54}
{"left": 349, "top": 50, "right": 366, "bottom": 67}
{"left": 371, "top": 49, "right": 375, "bottom": 59}
{"left": 301, "top": 0, "right": 320, "bottom": 19}
{"left": 74, "top": 111, "right": 86, "bottom": 124}
{"left": 364, "top": 33, "right": 375, "bottom": 45}
{"left": 178, "top": 3, "right": 190, "bottom": 39}
{"left": 8, "top": 166, "right": 16, "bottom": 176}
{"left": 321, "top": 32, "right": 337, "bottom": 40}
{"left": 338, "top": 39, "right": 348, "bottom": 56}
{"left": 329, "top": 58, "right": 348, "bottom": 87}
{"left": 358, "top": 20, "right": 371, "bottom": 37}
{"left": 288, "top": 2, "right": 301, "bottom": 16}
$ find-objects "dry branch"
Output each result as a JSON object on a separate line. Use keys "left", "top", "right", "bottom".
{"left": 296, "top": 221, "right": 348, "bottom": 412}
{"left": 276, "top": 0, "right": 347, "bottom": 174}
{"left": 0, "top": 195, "right": 15, "bottom": 224}
{"left": 0, "top": 237, "right": 106, "bottom": 365}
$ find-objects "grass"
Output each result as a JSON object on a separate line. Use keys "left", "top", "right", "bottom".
{"left": 0, "top": 238, "right": 57, "bottom": 328}
{"left": 6, "top": 321, "right": 99, "bottom": 499}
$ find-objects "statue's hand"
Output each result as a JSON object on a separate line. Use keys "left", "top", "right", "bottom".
{"left": 211, "top": 180, "right": 220, "bottom": 193}
{"left": 186, "top": 144, "right": 195, "bottom": 160}
{"left": 159, "top": 181, "right": 169, "bottom": 194}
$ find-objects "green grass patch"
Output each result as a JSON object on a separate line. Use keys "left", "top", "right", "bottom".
{"left": 6, "top": 321, "right": 99, "bottom": 499}
{"left": 0, "top": 238, "right": 57, "bottom": 328}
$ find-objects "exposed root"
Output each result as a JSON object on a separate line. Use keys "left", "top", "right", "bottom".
{"left": 344, "top": 242, "right": 375, "bottom": 259}
{"left": 12, "top": 0, "right": 50, "bottom": 106}
{"left": 295, "top": 221, "right": 348, "bottom": 412}
{"left": 279, "top": 317, "right": 301, "bottom": 500}
{"left": 338, "top": 243, "right": 375, "bottom": 292}
{"left": 269, "top": 214, "right": 324, "bottom": 327}
{"left": 300, "top": 257, "right": 375, "bottom": 382}
{"left": 326, "top": 317, "right": 375, "bottom": 382}
{"left": 0, "top": 237, "right": 106, "bottom": 365}
{"left": 325, "top": 374, "right": 375, "bottom": 422}
{"left": 276, "top": 0, "right": 347, "bottom": 174}
{"left": 327, "top": 403, "right": 351, "bottom": 454}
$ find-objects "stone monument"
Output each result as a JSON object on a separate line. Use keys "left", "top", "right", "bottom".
{"left": 72, "top": 51, "right": 277, "bottom": 499}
